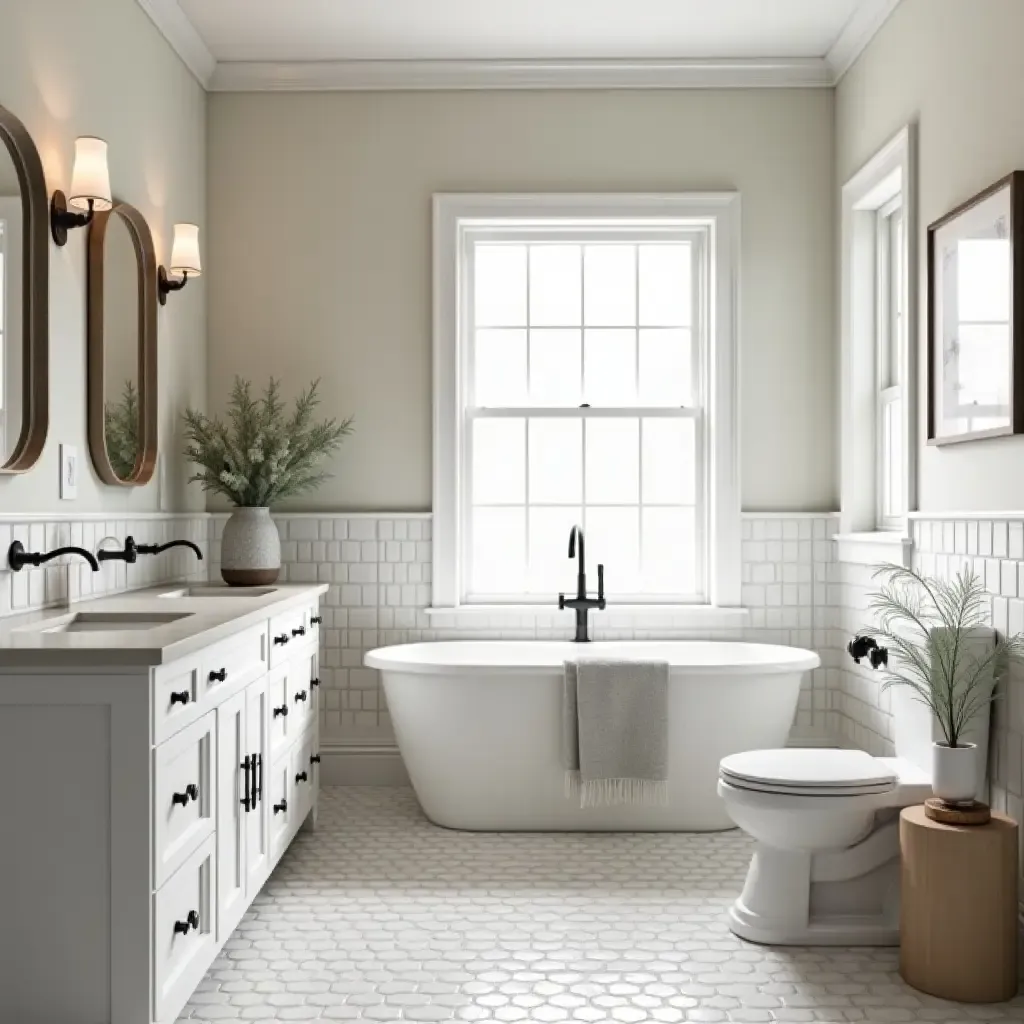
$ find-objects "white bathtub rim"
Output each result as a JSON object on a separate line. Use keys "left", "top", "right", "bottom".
{"left": 365, "top": 640, "right": 821, "bottom": 677}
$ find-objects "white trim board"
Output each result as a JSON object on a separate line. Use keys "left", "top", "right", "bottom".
{"left": 319, "top": 741, "right": 409, "bottom": 787}
{"left": 134, "top": 0, "right": 901, "bottom": 92}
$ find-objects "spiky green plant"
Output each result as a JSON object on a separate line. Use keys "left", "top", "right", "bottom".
{"left": 182, "top": 377, "right": 353, "bottom": 507}
{"left": 858, "top": 563, "right": 1024, "bottom": 747}
{"left": 104, "top": 379, "right": 140, "bottom": 479}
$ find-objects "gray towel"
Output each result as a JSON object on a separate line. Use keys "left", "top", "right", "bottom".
{"left": 562, "top": 659, "right": 669, "bottom": 808}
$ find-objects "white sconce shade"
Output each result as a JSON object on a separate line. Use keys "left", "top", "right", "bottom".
{"left": 170, "top": 223, "right": 202, "bottom": 277}
{"left": 68, "top": 137, "right": 112, "bottom": 212}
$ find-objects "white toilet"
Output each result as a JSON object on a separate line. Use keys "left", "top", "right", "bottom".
{"left": 717, "top": 688, "right": 992, "bottom": 946}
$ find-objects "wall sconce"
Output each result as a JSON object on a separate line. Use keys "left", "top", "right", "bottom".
{"left": 158, "top": 223, "right": 202, "bottom": 304}
{"left": 50, "top": 136, "right": 112, "bottom": 246}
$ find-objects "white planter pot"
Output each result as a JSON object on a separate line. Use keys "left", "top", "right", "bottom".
{"left": 221, "top": 506, "right": 281, "bottom": 586}
{"left": 932, "top": 742, "right": 977, "bottom": 805}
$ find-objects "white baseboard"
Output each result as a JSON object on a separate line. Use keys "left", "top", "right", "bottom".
{"left": 320, "top": 741, "right": 409, "bottom": 786}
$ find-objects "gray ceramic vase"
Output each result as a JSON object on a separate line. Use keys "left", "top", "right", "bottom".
{"left": 221, "top": 506, "right": 281, "bottom": 585}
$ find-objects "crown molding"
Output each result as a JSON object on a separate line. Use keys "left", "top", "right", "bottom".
{"left": 135, "top": 0, "right": 216, "bottom": 87}
{"left": 826, "top": 0, "right": 903, "bottom": 81}
{"left": 208, "top": 57, "right": 833, "bottom": 92}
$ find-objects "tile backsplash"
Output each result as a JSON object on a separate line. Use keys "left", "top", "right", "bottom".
{"left": 0, "top": 514, "right": 209, "bottom": 618}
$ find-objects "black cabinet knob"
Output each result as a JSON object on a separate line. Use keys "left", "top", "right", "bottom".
{"left": 310, "top": 677, "right": 320, "bottom": 689}
{"left": 170, "top": 690, "right": 190, "bottom": 706}
{"left": 295, "top": 770, "right": 308, "bottom": 784}
{"left": 310, "top": 753, "right": 321, "bottom": 765}
{"left": 273, "top": 799, "right": 288, "bottom": 815}
{"left": 292, "top": 626, "right": 306, "bottom": 637}
{"left": 174, "top": 910, "right": 200, "bottom": 935}
{"left": 172, "top": 783, "right": 199, "bottom": 807}
{"left": 208, "top": 667, "right": 227, "bottom": 683}
{"left": 294, "top": 690, "right": 307, "bottom": 703}
{"left": 273, "top": 634, "right": 289, "bottom": 646}
{"left": 310, "top": 615, "right": 323, "bottom": 625}
{"left": 273, "top": 705, "right": 289, "bottom": 718}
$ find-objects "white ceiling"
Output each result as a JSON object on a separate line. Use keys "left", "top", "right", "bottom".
{"left": 136, "top": 0, "right": 902, "bottom": 90}
{"left": 180, "top": 0, "right": 862, "bottom": 63}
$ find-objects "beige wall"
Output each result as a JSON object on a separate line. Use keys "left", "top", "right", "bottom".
{"left": 208, "top": 89, "right": 835, "bottom": 512}
{"left": 0, "top": 0, "right": 206, "bottom": 512}
{"left": 837, "top": 0, "right": 1024, "bottom": 513}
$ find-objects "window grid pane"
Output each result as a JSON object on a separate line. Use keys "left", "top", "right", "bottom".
{"left": 466, "top": 232, "right": 703, "bottom": 600}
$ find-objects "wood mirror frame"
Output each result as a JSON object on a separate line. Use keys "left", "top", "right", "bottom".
{"left": 0, "top": 104, "right": 49, "bottom": 474}
{"left": 87, "top": 201, "right": 158, "bottom": 486}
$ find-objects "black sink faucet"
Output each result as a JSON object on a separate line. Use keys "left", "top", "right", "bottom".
{"left": 7, "top": 540, "right": 99, "bottom": 572}
{"left": 558, "top": 525, "right": 606, "bottom": 643}
{"left": 137, "top": 539, "right": 203, "bottom": 561}
{"left": 97, "top": 535, "right": 139, "bottom": 563}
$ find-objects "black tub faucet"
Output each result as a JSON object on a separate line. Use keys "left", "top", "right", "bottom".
{"left": 558, "top": 525, "right": 606, "bottom": 643}
{"left": 8, "top": 540, "right": 99, "bottom": 572}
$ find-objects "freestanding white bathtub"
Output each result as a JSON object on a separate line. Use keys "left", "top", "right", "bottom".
{"left": 365, "top": 641, "right": 820, "bottom": 831}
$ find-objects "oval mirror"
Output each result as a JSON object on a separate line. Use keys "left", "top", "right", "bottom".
{"left": 0, "top": 105, "right": 49, "bottom": 474}
{"left": 87, "top": 202, "right": 157, "bottom": 485}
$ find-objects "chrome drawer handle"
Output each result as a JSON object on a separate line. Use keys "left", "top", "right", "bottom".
{"left": 208, "top": 667, "right": 227, "bottom": 683}
{"left": 170, "top": 690, "right": 190, "bottom": 706}
{"left": 174, "top": 910, "right": 199, "bottom": 935}
{"left": 273, "top": 705, "right": 289, "bottom": 718}
{"left": 172, "top": 783, "right": 199, "bottom": 807}
{"left": 273, "top": 799, "right": 288, "bottom": 815}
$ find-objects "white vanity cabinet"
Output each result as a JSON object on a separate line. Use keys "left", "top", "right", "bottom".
{"left": 0, "top": 584, "right": 326, "bottom": 1024}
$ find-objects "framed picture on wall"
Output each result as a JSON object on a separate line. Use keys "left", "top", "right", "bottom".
{"left": 928, "top": 171, "right": 1024, "bottom": 444}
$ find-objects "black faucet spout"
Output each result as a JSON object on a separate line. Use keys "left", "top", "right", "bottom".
{"left": 137, "top": 539, "right": 204, "bottom": 560}
{"left": 558, "top": 524, "right": 606, "bottom": 642}
{"left": 8, "top": 541, "right": 100, "bottom": 572}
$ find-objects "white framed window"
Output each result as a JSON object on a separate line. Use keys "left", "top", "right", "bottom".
{"left": 432, "top": 194, "right": 741, "bottom": 611}
{"left": 840, "top": 126, "right": 916, "bottom": 540}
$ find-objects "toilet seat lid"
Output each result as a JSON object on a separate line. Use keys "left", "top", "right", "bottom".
{"left": 719, "top": 748, "right": 898, "bottom": 795}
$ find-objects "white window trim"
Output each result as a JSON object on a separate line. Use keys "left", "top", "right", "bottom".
{"left": 431, "top": 192, "right": 741, "bottom": 615}
{"left": 840, "top": 125, "right": 917, "bottom": 540}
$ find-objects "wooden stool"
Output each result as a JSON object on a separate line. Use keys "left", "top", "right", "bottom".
{"left": 900, "top": 805, "right": 1019, "bottom": 1002}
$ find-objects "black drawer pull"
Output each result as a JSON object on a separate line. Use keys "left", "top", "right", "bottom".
{"left": 170, "top": 690, "right": 190, "bottom": 706}
{"left": 273, "top": 634, "right": 289, "bottom": 646}
{"left": 310, "top": 615, "right": 322, "bottom": 625}
{"left": 310, "top": 677, "right": 320, "bottom": 689}
{"left": 172, "top": 783, "right": 199, "bottom": 807}
{"left": 208, "top": 667, "right": 227, "bottom": 683}
{"left": 273, "top": 705, "right": 289, "bottom": 718}
{"left": 295, "top": 770, "right": 308, "bottom": 784}
{"left": 241, "top": 756, "right": 253, "bottom": 812}
{"left": 292, "top": 626, "right": 306, "bottom": 637}
{"left": 273, "top": 799, "right": 288, "bottom": 815}
{"left": 310, "top": 753, "right": 321, "bottom": 765}
{"left": 294, "top": 690, "right": 307, "bottom": 702}
{"left": 174, "top": 910, "right": 200, "bottom": 935}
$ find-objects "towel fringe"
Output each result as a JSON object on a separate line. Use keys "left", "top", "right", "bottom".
{"left": 564, "top": 771, "right": 668, "bottom": 809}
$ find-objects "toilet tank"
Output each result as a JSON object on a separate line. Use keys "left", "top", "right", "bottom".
{"left": 892, "top": 627, "right": 994, "bottom": 800}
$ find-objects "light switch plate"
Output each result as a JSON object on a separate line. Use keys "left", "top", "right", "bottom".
{"left": 59, "top": 444, "right": 78, "bottom": 500}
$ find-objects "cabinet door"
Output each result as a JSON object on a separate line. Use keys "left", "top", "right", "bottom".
{"left": 245, "top": 673, "right": 272, "bottom": 896}
{"left": 268, "top": 756, "right": 292, "bottom": 864}
{"left": 268, "top": 663, "right": 291, "bottom": 758}
{"left": 215, "top": 689, "right": 248, "bottom": 942}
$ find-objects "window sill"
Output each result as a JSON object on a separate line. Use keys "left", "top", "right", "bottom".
{"left": 834, "top": 531, "right": 912, "bottom": 567}
{"left": 425, "top": 604, "right": 750, "bottom": 631}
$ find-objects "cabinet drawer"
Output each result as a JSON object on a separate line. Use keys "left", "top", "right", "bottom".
{"left": 292, "top": 730, "right": 317, "bottom": 828}
{"left": 288, "top": 647, "right": 318, "bottom": 735}
{"left": 154, "top": 712, "right": 215, "bottom": 888}
{"left": 268, "top": 755, "right": 292, "bottom": 862}
{"left": 201, "top": 623, "right": 268, "bottom": 700}
{"left": 154, "top": 833, "right": 216, "bottom": 1023}
{"left": 268, "top": 664, "right": 291, "bottom": 758}
{"left": 153, "top": 656, "right": 203, "bottom": 744}
{"left": 268, "top": 606, "right": 309, "bottom": 667}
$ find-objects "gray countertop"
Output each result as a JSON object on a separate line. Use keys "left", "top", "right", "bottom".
{"left": 0, "top": 582, "right": 329, "bottom": 669}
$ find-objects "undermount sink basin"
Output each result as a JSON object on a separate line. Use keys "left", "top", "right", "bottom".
{"left": 32, "top": 612, "right": 192, "bottom": 634}
{"left": 157, "top": 586, "right": 277, "bottom": 599}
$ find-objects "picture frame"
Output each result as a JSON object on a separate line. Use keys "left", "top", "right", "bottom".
{"left": 927, "top": 171, "right": 1024, "bottom": 445}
